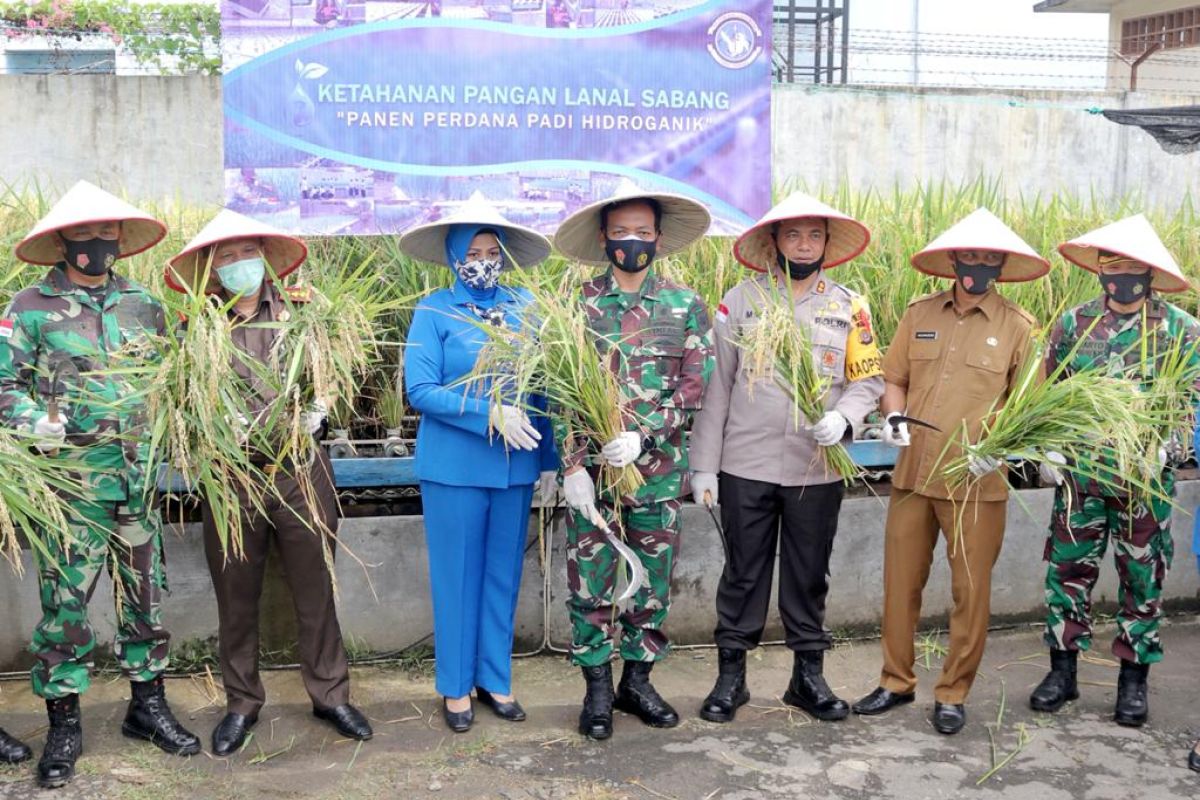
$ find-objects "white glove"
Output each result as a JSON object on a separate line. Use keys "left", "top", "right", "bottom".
{"left": 490, "top": 404, "right": 541, "bottom": 451}
{"left": 1158, "top": 445, "right": 1169, "bottom": 468}
{"left": 967, "top": 454, "right": 1002, "bottom": 478}
{"left": 810, "top": 410, "right": 848, "bottom": 447}
{"left": 303, "top": 399, "right": 328, "bottom": 436}
{"left": 537, "top": 470, "right": 558, "bottom": 505}
{"left": 692, "top": 471, "right": 719, "bottom": 508}
{"left": 563, "top": 468, "right": 603, "bottom": 526}
{"left": 228, "top": 412, "right": 251, "bottom": 446}
{"left": 601, "top": 431, "right": 642, "bottom": 468}
{"left": 882, "top": 412, "right": 911, "bottom": 448}
{"left": 1038, "top": 450, "right": 1066, "bottom": 486}
{"left": 33, "top": 414, "right": 67, "bottom": 453}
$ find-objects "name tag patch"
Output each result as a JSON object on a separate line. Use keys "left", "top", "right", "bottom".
{"left": 915, "top": 331, "right": 937, "bottom": 340}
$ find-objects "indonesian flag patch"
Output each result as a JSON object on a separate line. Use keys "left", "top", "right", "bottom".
{"left": 0, "top": 319, "right": 13, "bottom": 339}
{"left": 716, "top": 303, "right": 729, "bottom": 323}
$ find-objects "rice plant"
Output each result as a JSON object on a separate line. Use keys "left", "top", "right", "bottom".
{"left": 733, "top": 285, "right": 860, "bottom": 481}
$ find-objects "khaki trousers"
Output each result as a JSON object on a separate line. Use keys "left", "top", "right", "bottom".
{"left": 879, "top": 490, "right": 1006, "bottom": 704}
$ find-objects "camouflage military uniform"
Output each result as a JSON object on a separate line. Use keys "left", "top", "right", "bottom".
{"left": 0, "top": 265, "right": 169, "bottom": 698}
{"left": 561, "top": 267, "right": 714, "bottom": 667}
{"left": 1043, "top": 296, "right": 1200, "bottom": 665}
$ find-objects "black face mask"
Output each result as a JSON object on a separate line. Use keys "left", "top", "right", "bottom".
{"left": 953, "top": 260, "right": 1002, "bottom": 295}
{"left": 1100, "top": 271, "right": 1150, "bottom": 305}
{"left": 63, "top": 237, "right": 120, "bottom": 277}
{"left": 777, "top": 251, "right": 824, "bottom": 281}
{"left": 605, "top": 238, "right": 657, "bottom": 274}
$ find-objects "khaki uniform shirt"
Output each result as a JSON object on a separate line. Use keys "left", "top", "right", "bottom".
{"left": 883, "top": 288, "right": 1036, "bottom": 502}
{"left": 690, "top": 272, "right": 884, "bottom": 486}
{"left": 229, "top": 284, "right": 286, "bottom": 418}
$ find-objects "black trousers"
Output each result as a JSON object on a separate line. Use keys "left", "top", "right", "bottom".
{"left": 713, "top": 473, "right": 845, "bottom": 652}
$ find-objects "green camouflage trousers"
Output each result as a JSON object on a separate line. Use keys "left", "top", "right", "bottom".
{"left": 566, "top": 498, "right": 681, "bottom": 667}
{"left": 30, "top": 499, "right": 169, "bottom": 698}
{"left": 1043, "top": 487, "right": 1174, "bottom": 665}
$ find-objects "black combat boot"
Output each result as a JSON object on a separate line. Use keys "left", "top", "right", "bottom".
{"left": 37, "top": 696, "right": 83, "bottom": 789}
{"left": 700, "top": 648, "right": 750, "bottom": 723}
{"left": 0, "top": 726, "right": 31, "bottom": 764}
{"left": 1029, "top": 649, "right": 1078, "bottom": 712}
{"left": 782, "top": 650, "right": 849, "bottom": 721}
{"left": 579, "top": 664, "right": 615, "bottom": 740}
{"left": 122, "top": 677, "right": 201, "bottom": 755}
{"left": 614, "top": 661, "right": 680, "bottom": 728}
{"left": 1114, "top": 660, "right": 1149, "bottom": 727}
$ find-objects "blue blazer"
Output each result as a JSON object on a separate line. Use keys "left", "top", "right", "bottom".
{"left": 405, "top": 279, "right": 558, "bottom": 489}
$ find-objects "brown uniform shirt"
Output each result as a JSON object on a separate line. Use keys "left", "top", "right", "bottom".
{"left": 229, "top": 284, "right": 285, "bottom": 419}
{"left": 883, "top": 288, "right": 1036, "bottom": 502}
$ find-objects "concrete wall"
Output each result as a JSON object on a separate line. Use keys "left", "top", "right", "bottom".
{"left": 0, "top": 75, "right": 223, "bottom": 205}
{"left": 772, "top": 85, "right": 1200, "bottom": 211}
{"left": 2, "top": 483, "right": 1198, "bottom": 670}
{"left": 1, "top": 76, "right": 1198, "bottom": 213}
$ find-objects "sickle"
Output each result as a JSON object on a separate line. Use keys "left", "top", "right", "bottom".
{"left": 890, "top": 414, "right": 942, "bottom": 433}
{"left": 589, "top": 511, "right": 646, "bottom": 604}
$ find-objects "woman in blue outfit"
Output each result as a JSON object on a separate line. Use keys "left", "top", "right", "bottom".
{"left": 400, "top": 199, "right": 559, "bottom": 733}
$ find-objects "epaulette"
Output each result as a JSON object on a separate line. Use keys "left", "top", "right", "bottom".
{"left": 998, "top": 295, "right": 1038, "bottom": 326}
{"left": 283, "top": 285, "right": 313, "bottom": 303}
{"left": 906, "top": 290, "right": 943, "bottom": 307}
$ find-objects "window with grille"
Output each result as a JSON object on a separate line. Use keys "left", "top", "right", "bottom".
{"left": 1121, "top": 7, "right": 1200, "bottom": 55}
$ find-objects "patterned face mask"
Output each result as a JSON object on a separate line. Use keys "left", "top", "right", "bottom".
{"left": 455, "top": 258, "right": 503, "bottom": 291}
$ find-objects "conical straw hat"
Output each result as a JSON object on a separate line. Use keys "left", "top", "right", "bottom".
{"left": 554, "top": 179, "right": 711, "bottom": 266}
{"left": 14, "top": 180, "right": 167, "bottom": 266}
{"left": 1059, "top": 214, "right": 1190, "bottom": 293}
{"left": 910, "top": 208, "right": 1050, "bottom": 283}
{"left": 399, "top": 192, "right": 551, "bottom": 268}
{"left": 165, "top": 209, "right": 307, "bottom": 294}
{"left": 734, "top": 191, "right": 870, "bottom": 272}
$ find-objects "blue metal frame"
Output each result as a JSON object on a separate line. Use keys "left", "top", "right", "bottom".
{"left": 158, "top": 445, "right": 897, "bottom": 492}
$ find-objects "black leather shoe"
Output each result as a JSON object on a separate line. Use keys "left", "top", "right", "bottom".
{"left": 614, "top": 661, "right": 679, "bottom": 728}
{"left": 38, "top": 696, "right": 83, "bottom": 789}
{"left": 313, "top": 704, "right": 374, "bottom": 740}
{"left": 122, "top": 678, "right": 201, "bottom": 756}
{"left": 852, "top": 687, "right": 915, "bottom": 716}
{"left": 782, "top": 650, "right": 849, "bottom": 722}
{"left": 933, "top": 702, "right": 966, "bottom": 735}
{"left": 579, "top": 664, "right": 614, "bottom": 740}
{"left": 1030, "top": 649, "right": 1079, "bottom": 713}
{"left": 700, "top": 648, "right": 750, "bottom": 723}
{"left": 0, "top": 726, "right": 32, "bottom": 764}
{"left": 475, "top": 688, "right": 526, "bottom": 722}
{"left": 211, "top": 712, "right": 257, "bottom": 757}
{"left": 1189, "top": 741, "right": 1200, "bottom": 773}
{"left": 441, "top": 699, "right": 474, "bottom": 734}
{"left": 1114, "top": 660, "right": 1149, "bottom": 727}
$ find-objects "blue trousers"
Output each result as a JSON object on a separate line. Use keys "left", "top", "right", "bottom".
{"left": 421, "top": 481, "right": 534, "bottom": 699}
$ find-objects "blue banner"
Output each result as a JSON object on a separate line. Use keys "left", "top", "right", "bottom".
{"left": 222, "top": 1, "right": 771, "bottom": 236}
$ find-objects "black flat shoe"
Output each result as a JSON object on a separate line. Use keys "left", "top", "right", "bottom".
{"left": 1189, "top": 741, "right": 1200, "bottom": 773}
{"left": 932, "top": 702, "right": 966, "bottom": 735}
{"left": 313, "top": 704, "right": 373, "bottom": 740}
{"left": 852, "top": 687, "right": 915, "bottom": 716}
{"left": 475, "top": 688, "right": 526, "bottom": 722}
{"left": 211, "top": 712, "right": 257, "bottom": 757}
{"left": 442, "top": 699, "right": 474, "bottom": 733}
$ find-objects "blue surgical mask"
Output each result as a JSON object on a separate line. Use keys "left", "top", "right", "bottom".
{"left": 217, "top": 257, "right": 266, "bottom": 296}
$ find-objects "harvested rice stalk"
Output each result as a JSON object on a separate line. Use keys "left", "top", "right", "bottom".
{"left": 463, "top": 269, "right": 644, "bottom": 498}
{"left": 733, "top": 288, "right": 860, "bottom": 482}
{"left": 0, "top": 429, "right": 89, "bottom": 573}
{"left": 939, "top": 331, "right": 1169, "bottom": 503}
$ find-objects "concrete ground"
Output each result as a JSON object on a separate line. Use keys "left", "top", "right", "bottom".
{"left": 1, "top": 620, "right": 1199, "bottom": 800}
